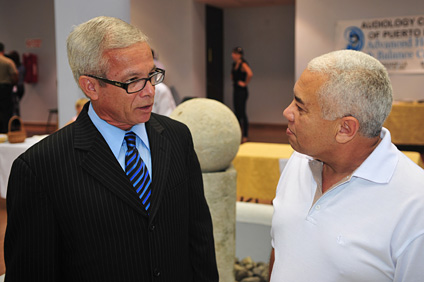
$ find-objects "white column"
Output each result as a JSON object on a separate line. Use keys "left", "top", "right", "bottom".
{"left": 54, "top": 0, "right": 131, "bottom": 127}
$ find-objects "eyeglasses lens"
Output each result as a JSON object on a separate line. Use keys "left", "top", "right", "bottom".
{"left": 127, "top": 71, "right": 164, "bottom": 93}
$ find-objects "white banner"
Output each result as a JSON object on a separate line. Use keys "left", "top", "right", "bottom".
{"left": 335, "top": 15, "right": 424, "bottom": 73}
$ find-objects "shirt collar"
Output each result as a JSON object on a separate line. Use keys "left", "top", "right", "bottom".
{"left": 352, "top": 128, "right": 398, "bottom": 184}
{"left": 87, "top": 103, "right": 150, "bottom": 159}
{"left": 307, "top": 128, "right": 398, "bottom": 185}
{"left": 130, "top": 123, "right": 150, "bottom": 151}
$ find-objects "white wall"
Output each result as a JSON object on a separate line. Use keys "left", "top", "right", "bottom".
{"left": 224, "top": 5, "right": 295, "bottom": 125}
{"left": 0, "top": 0, "right": 57, "bottom": 123}
{"left": 131, "top": 0, "right": 207, "bottom": 104}
{"left": 296, "top": 0, "right": 424, "bottom": 101}
{"left": 54, "top": 0, "right": 131, "bottom": 126}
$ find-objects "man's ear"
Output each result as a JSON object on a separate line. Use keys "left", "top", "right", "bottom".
{"left": 335, "top": 116, "right": 359, "bottom": 144}
{"left": 79, "top": 76, "right": 99, "bottom": 100}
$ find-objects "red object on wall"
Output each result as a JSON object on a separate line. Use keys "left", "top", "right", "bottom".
{"left": 23, "top": 53, "right": 38, "bottom": 83}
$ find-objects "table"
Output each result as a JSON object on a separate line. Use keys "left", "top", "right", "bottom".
{"left": 232, "top": 142, "right": 294, "bottom": 203}
{"left": 0, "top": 136, "right": 46, "bottom": 198}
{"left": 402, "top": 151, "right": 424, "bottom": 169}
{"left": 383, "top": 101, "right": 424, "bottom": 145}
{"left": 233, "top": 142, "right": 424, "bottom": 204}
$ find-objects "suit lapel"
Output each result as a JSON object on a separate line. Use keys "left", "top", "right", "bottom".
{"left": 74, "top": 104, "right": 148, "bottom": 217}
{"left": 146, "top": 115, "right": 171, "bottom": 221}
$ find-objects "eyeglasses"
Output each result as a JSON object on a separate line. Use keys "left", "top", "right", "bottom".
{"left": 86, "top": 68, "right": 165, "bottom": 94}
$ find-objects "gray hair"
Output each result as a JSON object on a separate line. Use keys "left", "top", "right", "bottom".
{"left": 67, "top": 16, "right": 149, "bottom": 84}
{"left": 307, "top": 50, "right": 393, "bottom": 138}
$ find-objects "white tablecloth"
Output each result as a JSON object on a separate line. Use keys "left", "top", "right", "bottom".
{"left": 236, "top": 201, "right": 274, "bottom": 262}
{"left": 0, "top": 136, "right": 47, "bottom": 198}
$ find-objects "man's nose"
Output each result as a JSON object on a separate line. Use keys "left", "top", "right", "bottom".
{"left": 283, "top": 102, "right": 295, "bottom": 121}
{"left": 140, "top": 81, "right": 155, "bottom": 97}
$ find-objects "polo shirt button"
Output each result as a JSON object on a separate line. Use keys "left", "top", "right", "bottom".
{"left": 153, "top": 268, "right": 161, "bottom": 277}
{"left": 315, "top": 205, "right": 321, "bottom": 210}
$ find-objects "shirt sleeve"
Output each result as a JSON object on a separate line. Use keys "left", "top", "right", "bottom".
{"left": 393, "top": 232, "right": 424, "bottom": 282}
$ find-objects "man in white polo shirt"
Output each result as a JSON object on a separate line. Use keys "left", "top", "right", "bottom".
{"left": 269, "top": 50, "right": 424, "bottom": 282}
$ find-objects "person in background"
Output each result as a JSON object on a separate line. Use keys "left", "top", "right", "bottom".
{"left": 269, "top": 50, "right": 424, "bottom": 282}
{"left": 7, "top": 50, "right": 26, "bottom": 116}
{"left": 66, "top": 97, "right": 89, "bottom": 125}
{"left": 152, "top": 82, "right": 176, "bottom": 116}
{"left": 0, "top": 42, "right": 18, "bottom": 133}
{"left": 150, "top": 50, "right": 176, "bottom": 116}
{"left": 231, "top": 46, "right": 253, "bottom": 143}
{"left": 5, "top": 16, "right": 218, "bottom": 281}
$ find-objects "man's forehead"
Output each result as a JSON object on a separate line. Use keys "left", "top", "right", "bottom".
{"left": 301, "top": 69, "right": 327, "bottom": 84}
{"left": 293, "top": 70, "right": 327, "bottom": 104}
{"left": 300, "top": 69, "right": 326, "bottom": 87}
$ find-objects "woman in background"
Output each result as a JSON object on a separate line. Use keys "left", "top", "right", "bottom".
{"left": 231, "top": 47, "right": 253, "bottom": 143}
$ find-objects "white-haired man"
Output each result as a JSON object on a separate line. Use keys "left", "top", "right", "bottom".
{"left": 269, "top": 50, "right": 424, "bottom": 282}
{"left": 5, "top": 16, "right": 218, "bottom": 282}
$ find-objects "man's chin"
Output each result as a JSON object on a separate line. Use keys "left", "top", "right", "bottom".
{"left": 133, "top": 111, "right": 152, "bottom": 124}
{"left": 287, "top": 139, "right": 301, "bottom": 153}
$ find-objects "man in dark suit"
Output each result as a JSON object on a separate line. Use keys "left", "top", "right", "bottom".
{"left": 4, "top": 16, "right": 218, "bottom": 281}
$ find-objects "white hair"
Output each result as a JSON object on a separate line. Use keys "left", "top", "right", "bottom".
{"left": 67, "top": 16, "right": 149, "bottom": 84}
{"left": 308, "top": 50, "right": 393, "bottom": 138}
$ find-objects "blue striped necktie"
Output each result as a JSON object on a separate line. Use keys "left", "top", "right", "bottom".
{"left": 124, "top": 131, "right": 152, "bottom": 212}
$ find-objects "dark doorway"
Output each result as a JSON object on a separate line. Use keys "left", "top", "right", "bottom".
{"left": 206, "top": 5, "right": 224, "bottom": 102}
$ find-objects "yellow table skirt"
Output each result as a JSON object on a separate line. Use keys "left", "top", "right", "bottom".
{"left": 383, "top": 101, "right": 424, "bottom": 145}
{"left": 403, "top": 151, "right": 424, "bottom": 169}
{"left": 233, "top": 142, "right": 294, "bottom": 203}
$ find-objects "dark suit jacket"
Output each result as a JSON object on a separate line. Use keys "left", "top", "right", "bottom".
{"left": 4, "top": 104, "right": 218, "bottom": 282}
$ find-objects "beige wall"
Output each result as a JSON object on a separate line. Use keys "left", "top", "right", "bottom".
{"left": 131, "top": 0, "right": 207, "bottom": 104}
{"left": 224, "top": 5, "right": 295, "bottom": 125}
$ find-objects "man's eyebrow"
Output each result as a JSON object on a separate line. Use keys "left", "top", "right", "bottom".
{"left": 294, "top": 95, "right": 305, "bottom": 105}
{"left": 125, "top": 65, "right": 156, "bottom": 78}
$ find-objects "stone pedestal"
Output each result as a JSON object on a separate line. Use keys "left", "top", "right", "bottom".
{"left": 203, "top": 165, "right": 237, "bottom": 282}
{"left": 170, "top": 98, "right": 240, "bottom": 282}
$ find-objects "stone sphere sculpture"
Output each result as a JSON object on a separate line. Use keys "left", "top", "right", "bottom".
{"left": 170, "top": 98, "right": 241, "bottom": 172}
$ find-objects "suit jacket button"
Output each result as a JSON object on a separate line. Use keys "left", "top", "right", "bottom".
{"left": 153, "top": 268, "right": 161, "bottom": 277}
{"left": 149, "top": 224, "right": 155, "bottom": 231}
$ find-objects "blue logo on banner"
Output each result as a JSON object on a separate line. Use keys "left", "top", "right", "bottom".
{"left": 344, "top": 26, "right": 364, "bottom": 51}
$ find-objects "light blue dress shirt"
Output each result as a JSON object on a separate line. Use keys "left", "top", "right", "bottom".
{"left": 87, "top": 103, "right": 152, "bottom": 176}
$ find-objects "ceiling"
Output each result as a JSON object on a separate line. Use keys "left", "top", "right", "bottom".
{"left": 195, "top": 0, "right": 294, "bottom": 8}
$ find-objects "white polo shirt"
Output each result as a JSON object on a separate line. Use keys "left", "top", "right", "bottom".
{"left": 270, "top": 128, "right": 424, "bottom": 282}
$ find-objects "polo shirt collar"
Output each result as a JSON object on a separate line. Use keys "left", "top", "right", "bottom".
{"left": 352, "top": 127, "right": 398, "bottom": 184}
